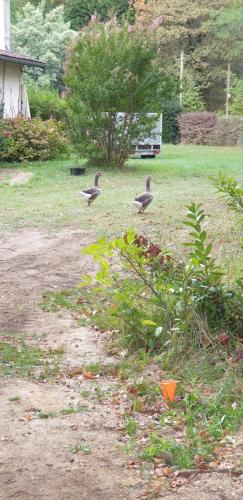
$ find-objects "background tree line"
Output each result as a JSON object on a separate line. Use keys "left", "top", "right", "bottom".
{"left": 10, "top": 0, "right": 243, "bottom": 116}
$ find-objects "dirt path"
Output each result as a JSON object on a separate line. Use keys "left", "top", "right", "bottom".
{"left": 0, "top": 228, "right": 242, "bottom": 499}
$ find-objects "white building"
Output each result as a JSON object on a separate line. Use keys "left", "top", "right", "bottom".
{"left": 0, "top": 0, "right": 45, "bottom": 118}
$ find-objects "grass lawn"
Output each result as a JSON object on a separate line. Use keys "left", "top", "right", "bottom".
{"left": 1, "top": 144, "right": 242, "bottom": 477}
{"left": 0, "top": 144, "right": 242, "bottom": 271}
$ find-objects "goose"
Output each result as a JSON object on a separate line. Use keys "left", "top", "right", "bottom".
{"left": 78, "top": 172, "right": 102, "bottom": 206}
{"left": 132, "top": 176, "right": 153, "bottom": 214}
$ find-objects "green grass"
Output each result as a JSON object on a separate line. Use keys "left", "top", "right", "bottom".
{"left": 9, "top": 395, "right": 20, "bottom": 402}
{"left": 0, "top": 145, "right": 242, "bottom": 267}
{"left": 0, "top": 336, "right": 62, "bottom": 380}
{"left": 61, "top": 405, "right": 90, "bottom": 415}
{"left": 37, "top": 410, "right": 56, "bottom": 419}
{"left": 68, "top": 443, "right": 92, "bottom": 454}
{"left": 124, "top": 351, "right": 243, "bottom": 469}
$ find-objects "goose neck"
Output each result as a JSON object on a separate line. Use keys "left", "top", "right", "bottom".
{"left": 146, "top": 179, "right": 151, "bottom": 192}
{"left": 95, "top": 174, "right": 100, "bottom": 187}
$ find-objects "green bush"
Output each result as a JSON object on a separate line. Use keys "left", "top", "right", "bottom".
{"left": 83, "top": 203, "right": 243, "bottom": 354}
{"left": 162, "top": 100, "right": 181, "bottom": 144}
{"left": 65, "top": 18, "right": 174, "bottom": 167}
{"left": 28, "top": 86, "right": 67, "bottom": 121}
{"left": 0, "top": 117, "right": 70, "bottom": 162}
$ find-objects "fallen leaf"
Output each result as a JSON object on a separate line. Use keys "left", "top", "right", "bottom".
{"left": 83, "top": 371, "right": 95, "bottom": 379}
{"left": 163, "top": 467, "right": 173, "bottom": 477}
{"left": 208, "top": 460, "right": 219, "bottom": 469}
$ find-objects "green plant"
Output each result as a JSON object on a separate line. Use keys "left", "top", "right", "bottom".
{"left": 28, "top": 86, "right": 67, "bottom": 121}
{"left": 9, "top": 395, "right": 20, "bottom": 402}
{"left": 182, "top": 74, "right": 205, "bottom": 113}
{"left": 83, "top": 202, "right": 242, "bottom": 354}
{"left": 161, "top": 100, "right": 181, "bottom": 144}
{"left": 0, "top": 117, "right": 70, "bottom": 162}
{"left": 12, "top": 1, "right": 75, "bottom": 90}
{"left": 68, "top": 443, "right": 92, "bottom": 454}
{"left": 83, "top": 362, "right": 102, "bottom": 375}
{"left": 37, "top": 410, "right": 56, "bottom": 419}
{"left": 211, "top": 174, "right": 243, "bottom": 217}
{"left": 0, "top": 339, "right": 62, "bottom": 380}
{"left": 125, "top": 417, "right": 138, "bottom": 436}
{"left": 212, "top": 174, "right": 243, "bottom": 253}
{"left": 61, "top": 405, "right": 90, "bottom": 415}
{"left": 229, "top": 77, "right": 243, "bottom": 116}
{"left": 65, "top": 17, "right": 174, "bottom": 167}
{"left": 142, "top": 433, "right": 193, "bottom": 469}
{"left": 64, "top": 0, "right": 132, "bottom": 30}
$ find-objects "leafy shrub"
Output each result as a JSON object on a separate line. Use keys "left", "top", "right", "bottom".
{"left": 83, "top": 204, "right": 243, "bottom": 354}
{"left": 162, "top": 100, "right": 181, "bottom": 144}
{"left": 65, "top": 17, "right": 174, "bottom": 168}
{"left": 178, "top": 112, "right": 217, "bottom": 144}
{"left": 207, "top": 117, "right": 242, "bottom": 146}
{"left": 178, "top": 112, "right": 241, "bottom": 145}
{"left": 28, "top": 86, "right": 67, "bottom": 121}
{"left": 0, "top": 117, "right": 70, "bottom": 162}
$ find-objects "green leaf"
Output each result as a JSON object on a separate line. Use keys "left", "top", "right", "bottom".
{"left": 142, "top": 319, "right": 157, "bottom": 327}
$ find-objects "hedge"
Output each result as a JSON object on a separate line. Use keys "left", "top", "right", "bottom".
{"left": 178, "top": 112, "right": 241, "bottom": 146}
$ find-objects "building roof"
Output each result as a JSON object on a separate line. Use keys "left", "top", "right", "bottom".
{"left": 0, "top": 49, "right": 45, "bottom": 68}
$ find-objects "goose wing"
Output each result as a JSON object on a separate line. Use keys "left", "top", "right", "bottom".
{"left": 135, "top": 192, "right": 153, "bottom": 204}
{"left": 80, "top": 186, "right": 100, "bottom": 200}
{"left": 82, "top": 187, "right": 100, "bottom": 195}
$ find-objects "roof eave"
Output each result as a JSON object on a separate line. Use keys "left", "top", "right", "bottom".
{"left": 0, "top": 54, "right": 45, "bottom": 69}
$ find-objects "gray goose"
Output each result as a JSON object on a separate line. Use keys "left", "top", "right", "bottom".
{"left": 132, "top": 176, "right": 153, "bottom": 213}
{"left": 79, "top": 172, "right": 102, "bottom": 206}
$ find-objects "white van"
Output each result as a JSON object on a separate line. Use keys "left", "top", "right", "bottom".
{"left": 131, "top": 113, "right": 162, "bottom": 158}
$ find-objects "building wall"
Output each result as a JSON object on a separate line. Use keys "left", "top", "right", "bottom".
{"left": 0, "top": 0, "right": 10, "bottom": 50}
{"left": 0, "top": 60, "right": 30, "bottom": 118}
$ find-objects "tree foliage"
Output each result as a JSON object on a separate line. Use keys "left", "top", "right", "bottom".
{"left": 134, "top": 0, "right": 240, "bottom": 111}
{"left": 28, "top": 85, "right": 67, "bottom": 120}
{"left": 64, "top": 0, "right": 132, "bottom": 30}
{"left": 229, "top": 78, "right": 243, "bottom": 116}
{"left": 65, "top": 18, "right": 174, "bottom": 167}
{"left": 11, "top": 1, "right": 75, "bottom": 90}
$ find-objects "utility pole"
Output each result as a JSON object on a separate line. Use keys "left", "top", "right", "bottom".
{"left": 179, "top": 50, "right": 184, "bottom": 107}
{"left": 226, "top": 62, "right": 231, "bottom": 119}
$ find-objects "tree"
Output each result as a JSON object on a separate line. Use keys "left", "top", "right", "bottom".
{"left": 11, "top": 1, "right": 75, "bottom": 90}
{"left": 65, "top": 18, "right": 174, "bottom": 168}
{"left": 229, "top": 78, "right": 243, "bottom": 116}
{"left": 64, "top": 0, "right": 132, "bottom": 30}
{"left": 182, "top": 74, "right": 205, "bottom": 112}
{"left": 134, "top": 0, "right": 233, "bottom": 110}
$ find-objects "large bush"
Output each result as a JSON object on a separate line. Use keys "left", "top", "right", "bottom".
{"left": 178, "top": 112, "right": 241, "bottom": 145}
{"left": 0, "top": 117, "right": 70, "bottom": 162}
{"left": 178, "top": 112, "right": 217, "bottom": 144}
{"left": 28, "top": 86, "right": 67, "bottom": 121}
{"left": 65, "top": 18, "right": 174, "bottom": 168}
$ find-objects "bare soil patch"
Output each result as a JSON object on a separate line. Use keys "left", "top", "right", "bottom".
{"left": 0, "top": 170, "right": 33, "bottom": 185}
{"left": 0, "top": 228, "right": 242, "bottom": 499}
